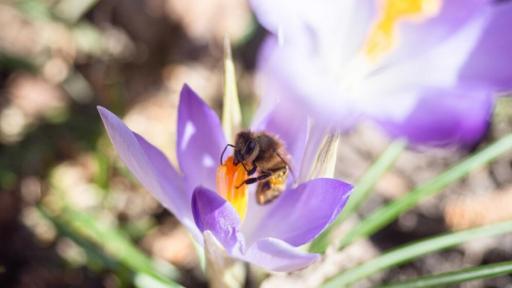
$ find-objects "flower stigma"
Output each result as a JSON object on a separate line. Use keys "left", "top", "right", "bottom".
{"left": 216, "top": 156, "right": 249, "bottom": 220}
{"left": 364, "top": 0, "right": 442, "bottom": 62}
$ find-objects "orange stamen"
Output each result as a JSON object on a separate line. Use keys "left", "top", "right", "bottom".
{"left": 216, "top": 156, "right": 248, "bottom": 220}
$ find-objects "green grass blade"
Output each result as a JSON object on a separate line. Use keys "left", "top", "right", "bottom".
{"left": 340, "top": 134, "right": 512, "bottom": 247}
{"left": 309, "top": 140, "right": 406, "bottom": 253}
{"left": 380, "top": 260, "right": 512, "bottom": 288}
{"left": 322, "top": 220, "right": 512, "bottom": 288}
{"left": 41, "top": 205, "right": 183, "bottom": 288}
{"left": 39, "top": 206, "right": 125, "bottom": 270}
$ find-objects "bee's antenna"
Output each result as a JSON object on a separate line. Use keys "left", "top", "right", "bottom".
{"left": 275, "top": 151, "right": 297, "bottom": 184}
{"left": 220, "top": 144, "right": 236, "bottom": 165}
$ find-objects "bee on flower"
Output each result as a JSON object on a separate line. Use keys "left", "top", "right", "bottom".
{"left": 98, "top": 84, "right": 352, "bottom": 272}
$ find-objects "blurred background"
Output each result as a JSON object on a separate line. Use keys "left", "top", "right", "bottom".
{"left": 1, "top": 0, "right": 512, "bottom": 287}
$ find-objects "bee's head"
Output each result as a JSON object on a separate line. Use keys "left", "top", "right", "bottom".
{"left": 233, "top": 131, "right": 259, "bottom": 165}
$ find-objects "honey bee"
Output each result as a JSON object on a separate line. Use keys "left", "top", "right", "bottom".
{"left": 220, "top": 131, "right": 292, "bottom": 205}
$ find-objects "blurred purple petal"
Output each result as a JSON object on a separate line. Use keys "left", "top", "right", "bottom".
{"left": 375, "top": 87, "right": 494, "bottom": 148}
{"left": 286, "top": 9, "right": 488, "bottom": 124}
{"left": 252, "top": 101, "right": 308, "bottom": 171}
{"left": 249, "top": 0, "right": 297, "bottom": 36}
{"left": 192, "top": 187, "right": 243, "bottom": 252}
{"left": 256, "top": 36, "right": 360, "bottom": 126}
{"left": 241, "top": 237, "right": 320, "bottom": 272}
{"left": 253, "top": 0, "right": 510, "bottom": 148}
{"left": 98, "top": 107, "right": 201, "bottom": 237}
{"left": 382, "top": 0, "right": 489, "bottom": 65}
{"left": 177, "top": 84, "right": 226, "bottom": 192}
{"left": 459, "top": 2, "right": 512, "bottom": 91}
{"left": 360, "top": 13, "right": 488, "bottom": 122}
{"left": 242, "top": 178, "right": 352, "bottom": 246}
{"left": 250, "top": 0, "right": 374, "bottom": 55}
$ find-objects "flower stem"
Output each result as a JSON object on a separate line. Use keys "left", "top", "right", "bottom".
{"left": 204, "top": 232, "right": 246, "bottom": 288}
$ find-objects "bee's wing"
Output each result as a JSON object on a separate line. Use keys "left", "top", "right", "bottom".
{"left": 274, "top": 150, "right": 296, "bottom": 182}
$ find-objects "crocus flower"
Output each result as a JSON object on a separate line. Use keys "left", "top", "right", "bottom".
{"left": 98, "top": 84, "right": 352, "bottom": 271}
{"left": 251, "top": 0, "right": 512, "bottom": 147}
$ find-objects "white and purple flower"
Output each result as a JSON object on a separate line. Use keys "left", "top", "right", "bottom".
{"left": 251, "top": 0, "right": 512, "bottom": 147}
{"left": 98, "top": 84, "right": 352, "bottom": 272}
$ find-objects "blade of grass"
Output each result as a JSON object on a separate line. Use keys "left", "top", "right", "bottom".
{"left": 340, "top": 134, "right": 512, "bottom": 247}
{"left": 0, "top": 52, "right": 38, "bottom": 72}
{"left": 39, "top": 206, "right": 122, "bottom": 269}
{"left": 322, "top": 220, "right": 512, "bottom": 287}
{"left": 38, "top": 206, "right": 133, "bottom": 284}
{"left": 380, "top": 260, "right": 512, "bottom": 288}
{"left": 310, "top": 140, "right": 406, "bottom": 253}
{"left": 42, "top": 205, "right": 183, "bottom": 288}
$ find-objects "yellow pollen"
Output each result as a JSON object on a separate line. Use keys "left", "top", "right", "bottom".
{"left": 363, "top": 0, "right": 442, "bottom": 62}
{"left": 216, "top": 156, "right": 248, "bottom": 220}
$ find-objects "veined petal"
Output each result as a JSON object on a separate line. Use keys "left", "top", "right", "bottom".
{"left": 98, "top": 107, "right": 200, "bottom": 239}
{"left": 192, "top": 187, "right": 244, "bottom": 252}
{"left": 193, "top": 188, "right": 321, "bottom": 272}
{"left": 177, "top": 84, "right": 227, "bottom": 192}
{"left": 375, "top": 86, "right": 494, "bottom": 148}
{"left": 242, "top": 178, "right": 352, "bottom": 246}
{"left": 240, "top": 237, "right": 320, "bottom": 272}
{"left": 459, "top": 1, "right": 512, "bottom": 91}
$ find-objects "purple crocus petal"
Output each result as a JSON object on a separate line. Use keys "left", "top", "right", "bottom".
{"left": 250, "top": 0, "right": 374, "bottom": 54}
{"left": 192, "top": 187, "right": 243, "bottom": 252}
{"left": 241, "top": 237, "right": 320, "bottom": 272}
{"left": 98, "top": 107, "right": 201, "bottom": 238}
{"left": 459, "top": 1, "right": 512, "bottom": 91}
{"left": 242, "top": 178, "right": 352, "bottom": 247}
{"left": 381, "top": 0, "right": 490, "bottom": 66}
{"left": 177, "top": 84, "right": 226, "bottom": 192}
{"left": 359, "top": 13, "right": 488, "bottom": 122}
{"left": 253, "top": 0, "right": 375, "bottom": 124}
{"left": 375, "top": 87, "right": 494, "bottom": 148}
{"left": 249, "top": 0, "right": 297, "bottom": 35}
{"left": 256, "top": 36, "right": 361, "bottom": 127}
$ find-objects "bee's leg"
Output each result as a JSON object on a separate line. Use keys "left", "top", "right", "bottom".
{"left": 240, "top": 162, "right": 256, "bottom": 175}
{"left": 236, "top": 171, "right": 272, "bottom": 188}
{"left": 247, "top": 161, "right": 257, "bottom": 175}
